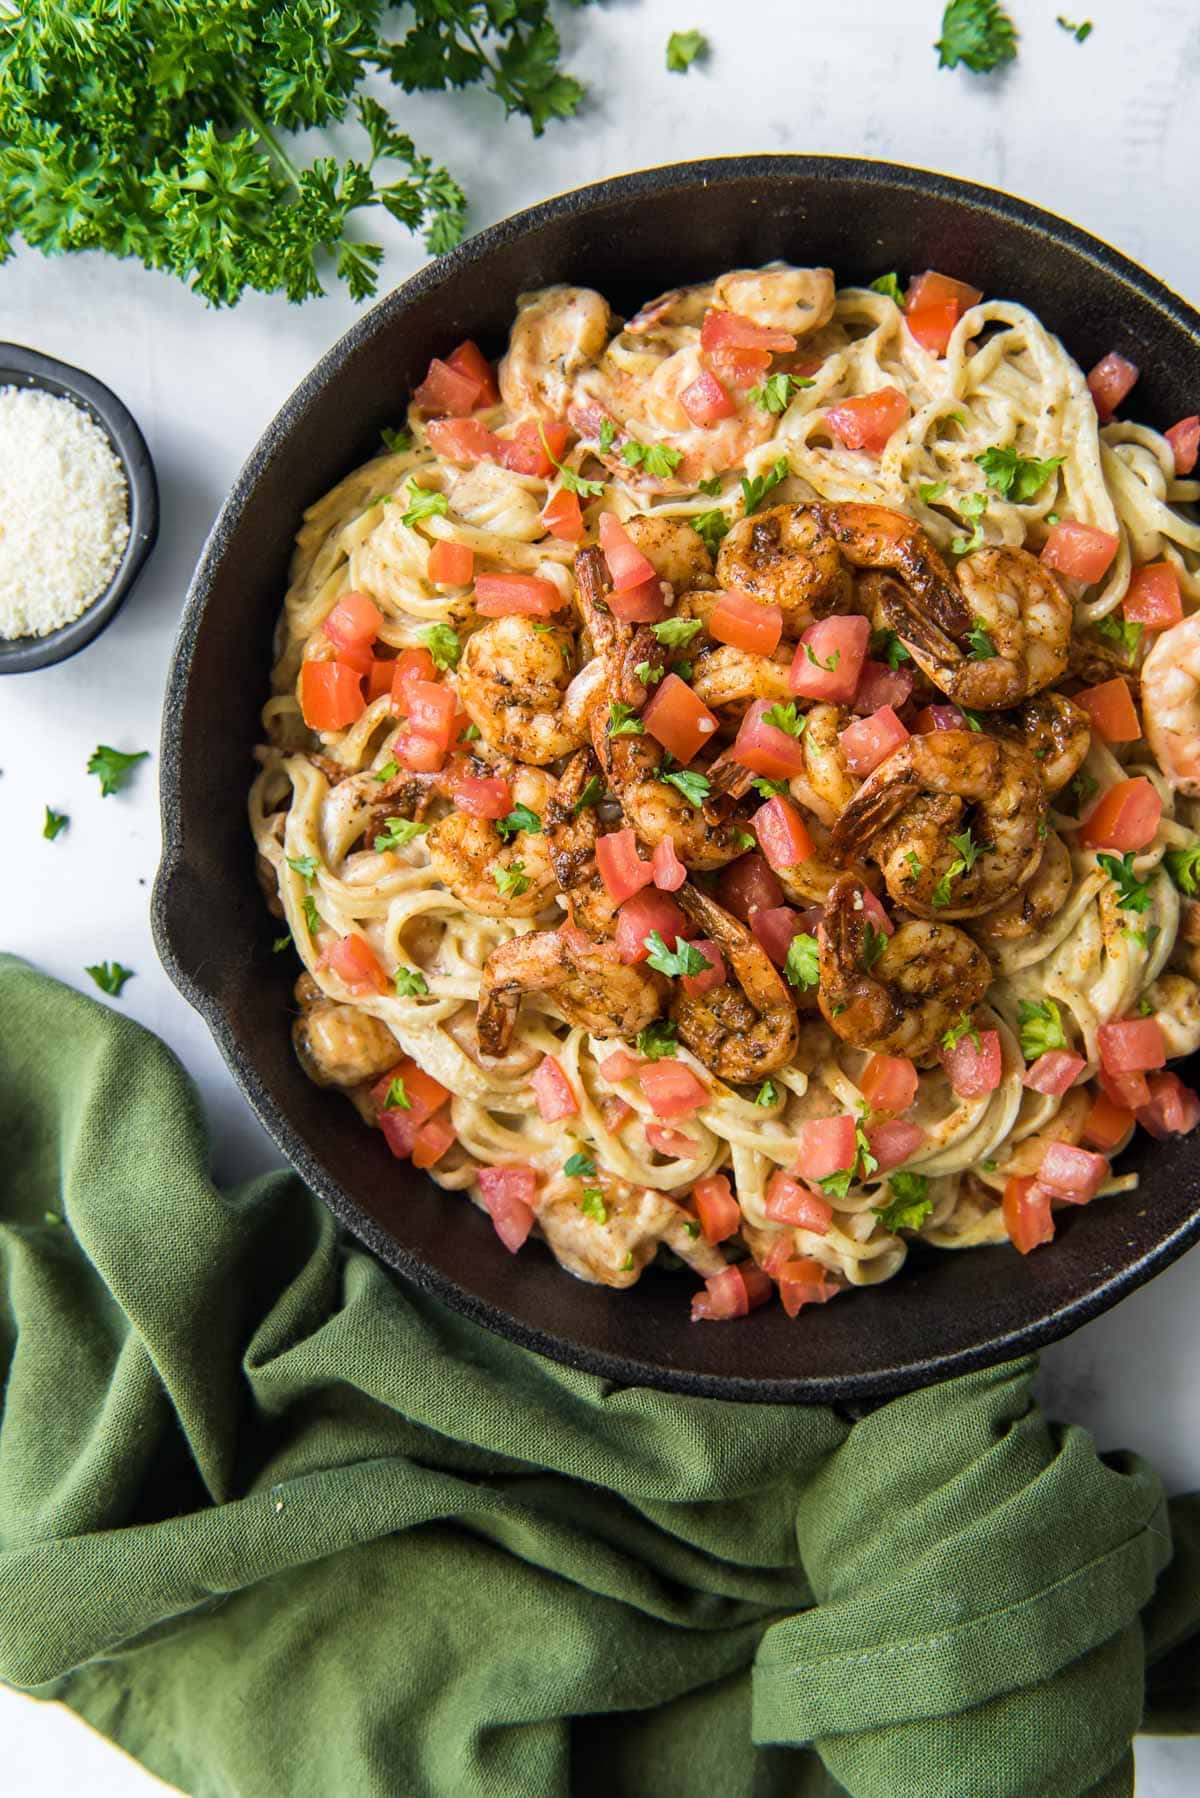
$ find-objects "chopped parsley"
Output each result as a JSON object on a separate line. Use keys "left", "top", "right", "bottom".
{"left": 643, "top": 935, "right": 711, "bottom": 980}
{"left": 497, "top": 803, "right": 542, "bottom": 843}
{"left": 380, "top": 426, "right": 413, "bottom": 454}
{"left": 374, "top": 758, "right": 400, "bottom": 782}
{"left": 905, "top": 850, "right": 923, "bottom": 880}
{"left": 675, "top": 660, "right": 695, "bottom": 681}
{"left": 682, "top": 1218, "right": 702, "bottom": 1240}
{"left": 1095, "top": 612, "right": 1143, "bottom": 665}
{"left": 961, "top": 708, "right": 984, "bottom": 731}
{"left": 873, "top": 1173, "right": 933, "bottom": 1233}
{"left": 1123, "top": 923, "right": 1161, "bottom": 952}
{"left": 539, "top": 426, "right": 605, "bottom": 497}
{"left": 621, "top": 438, "right": 684, "bottom": 479}
{"left": 564, "top": 1151, "right": 597, "bottom": 1179}
{"left": 651, "top": 616, "right": 704, "bottom": 649}
{"left": 1057, "top": 15, "right": 1093, "bottom": 41}
{"left": 784, "top": 932, "right": 820, "bottom": 990}
{"left": 861, "top": 922, "right": 888, "bottom": 970}
{"left": 803, "top": 641, "right": 840, "bottom": 673}
{"left": 635, "top": 660, "right": 665, "bottom": 687}
{"left": 302, "top": 895, "right": 322, "bottom": 936}
{"left": 952, "top": 491, "right": 988, "bottom": 555}
{"left": 493, "top": 861, "right": 531, "bottom": 898}
{"left": 919, "top": 480, "right": 949, "bottom": 504}
{"left": 87, "top": 744, "right": 149, "bottom": 797}
{"left": 598, "top": 418, "right": 617, "bottom": 453}
{"left": 382, "top": 1077, "right": 411, "bottom": 1111}
{"left": 573, "top": 775, "right": 605, "bottom": 814}
{"left": 85, "top": 961, "right": 134, "bottom": 998}
{"left": 752, "top": 777, "right": 790, "bottom": 799}
{"left": 1164, "top": 845, "right": 1200, "bottom": 897}
{"left": 662, "top": 768, "right": 711, "bottom": 807}
{"left": 43, "top": 807, "right": 68, "bottom": 840}
{"left": 747, "top": 372, "right": 814, "bottom": 414}
{"left": 607, "top": 702, "right": 644, "bottom": 738}
{"left": 869, "top": 273, "right": 904, "bottom": 304}
{"left": 1070, "top": 769, "right": 1100, "bottom": 808}
{"left": 697, "top": 476, "right": 724, "bottom": 497}
{"left": 819, "top": 1120, "right": 879, "bottom": 1199}
{"left": 666, "top": 28, "right": 708, "bottom": 71}
{"left": 1097, "top": 851, "right": 1153, "bottom": 914}
{"left": 975, "top": 447, "right": 1064, "bottom": 503}
{"left": 636, "top": 1017, "right": 680, "bottom": 1057}
{"left": 580, "top": 1188, "right": 608, "bottom": 1223}
{"left": 286, "top": 853, "right": 319, "bottom": 881}
{"left": 393, "top": 967, "right": 429, "bottom": 996}
{"left": 419, "top": 623, "right": 461, "bottom": 670}
{"left": 374, "top": 817, "right": 429, "bottom": 851}
{"left": 690, "top": 508, "right": 730, "bottom": 555}
{"left": 964, "top": 617, "right": 996, "bottom": 659}
{"left": 1018, "top": 998, "right": 1067, "bottom": 1060}
{"left": 942, "top": 1012, "right": 981, "bottom": 1052}
{"left": 1138, "top": 996, "right": 1155, "bottom": 1017}
{"left": 740, "top": 456, "right": 790, "bottom": 514}
{"left": 935, "top": 0, "right": 1018, "bottom": 74}
{"left": 619, "top": 1251, "right": 636, "bottom": 1272}
{"left": 755, "top": 1079, "right": 778, "bottom": 1107}
{"left": 870, "top": 628, "right": 912, "bottom": 671}
{"left": 761, "top": 700, "right": 806, "bottom": 737}
{"left": 272, "top": 934, "right": 292, "bottom": 954}
{"left": 400, "top": 482, "right": 448, "bottom": 527}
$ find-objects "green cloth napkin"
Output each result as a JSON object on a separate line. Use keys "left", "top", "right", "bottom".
{"left": 2, "top": 954, "right": 1198, "bottom": 1798}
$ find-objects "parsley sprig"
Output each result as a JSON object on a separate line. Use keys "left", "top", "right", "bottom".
{"left": 747, "top": 373, "right": 814, "bottom": 415}
{"left": 740, "top": 457, "right": 790, "bottom": 514}
{"left": 784, "top": 933, "right": 820, "bottom": 991}
{"left": 975, "top": 447, "right": 1064, "bottom": 503}
{"left": 607, "top": 702, "right": 644, "bottom": 739}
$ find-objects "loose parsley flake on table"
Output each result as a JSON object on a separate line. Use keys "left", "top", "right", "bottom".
{"left": 88, "top": 745, "right": 149, "bottom": 797}
{"left": 1057, "top": 15, "right": 1093, "bottom": 41}
{"left": 43, "top": 807, "right": 68, "bottom": 840}
{"left": 665, "top": 29, "right": 708, "bottom": 73}
{"left": 935, "top": 0, "right": 1018, "bottom": 74}
{"left": 85, "top": 960, "right": 134, "bottom": 997}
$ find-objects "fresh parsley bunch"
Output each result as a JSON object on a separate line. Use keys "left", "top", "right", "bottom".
{"left": 0, "top": 0, "right": 594, "bottom": 306}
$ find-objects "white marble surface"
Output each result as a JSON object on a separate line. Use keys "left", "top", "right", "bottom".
{"left": 3, "top": 0, "right": 1199, "bottom": 1787}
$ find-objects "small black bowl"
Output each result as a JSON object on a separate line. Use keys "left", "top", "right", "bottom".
{"left": 0, "top": 343, "right": 158, "bottom": 674}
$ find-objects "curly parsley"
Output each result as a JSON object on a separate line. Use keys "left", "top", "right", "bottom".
{"left": 936, "top": 0, "right": 1018, "bottom": 73}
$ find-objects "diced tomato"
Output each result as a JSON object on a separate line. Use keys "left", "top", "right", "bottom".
{"left": 792, "top": 1115, "right": 856, "bottom": 1182}
{"left": 825, "top": 388, "right": 909, "bottom": 455}
{"left": 641, "top": 674, "right": 720, "bottom": 762}
{"left": 1003, "top": 1175, "right": 1055, "bottom": 1255}
{"left": 750, "top": 905, "right": 804, "bottom": 968}
{"left": 1098, "top": 1017, "right": 1166, "bottom": 1075}
{"left": 710, "top": 589, "right": 783, "bottom": 656}
{"left": 753, "top": 795, "right": 814, "bottom": 871}
{"left": 839, "top": 705, "right": 910, "bottom": 777}
{"left": 646, "top": 1123, "right": 699, "bottom": 1158}
{"left": 365, "top": 658, "right": 395, "bottom": 703}
{"left": 450, "top": 774, "right": 511, "bottom": 820}
{"left": 860, "top": 887, "right": 894, "bottom": 937}
{"left": 860, "top": 1053, "right": 918, "bottom": 1114}
{"left": 370, "top": 1059, "right": 451, "bottom": 1141}
{"left": 914, "top": 703, "right": 966, "bottom": 733}
{"left": 680, "top": 938, "right": 726, "bottom": 996}
{"left": 496, "top": 420, "right": 570, "bottom": 478}
{"left": 598, "top": 512, "right": 657, "bottom": 591}
{"left": 1080, "top": 777, "right": 1162, "bottom": 851}
{"left": 906, "top": 270, "right": 983, "bottom": 315}
{"left": 1082, "top": 1088, "right": 1135, "bottom": 1152}
{"left": 700, "top": 309, "right": 796, "bottom": 355}
{"left": 389, "top": 646, "right": 438, "bottom": 713}
{"left": 1041, "top": 520, "right": 1119, "bottom": 583}
{"left": 1123, "top": 562, "right": 1182, "bottom": 631}
{"left": 477, "top": 1166, "right": 537, "bottom": 1253}
{"left": 789, "top": 614, "right": 870, "bottom": 702}
{"left": 651, "top": 836, "right": 687, "bottom": 892}
{"left": 681, "top": 369, "right": 737, "bottom": 427}
{"left": 1098, "top": 1064, "right": 1152, "bottom": 1110}
{"left": 607, "top": 576, "right": 672, "bottom": 624}
{"left": 596, "top": 828, "right": 654, "bottom": 903}
{"left": 393, "top": 728, "right": 445, "bottom": 773}
{"left": 764, "top": 1172, "right": 833, "bottom": 1233}
{"left": 321, "top": 933, "right": 388, "bottom": 997}
{"left": 1165, "top": 415, "right": 1200, "bottom": 476}
{"left": 427, "top": 540, "right": 474, "bottom": 586}
{"left": 425, "top": 417, "right": 499, "bottom": 463}
{"left": 599, "top": 1050, "right": 641, "bottom": 1083}
{"left": 1074, "top": 677, "right": 1140, "bottom": 744}
{"left": 323, "top": 591, "right": 381, "bottom": 655}
{"left": 716, "top": 851, "right": 785, "bottom": 923}
{"left": 474, "top": 573, "right": 565, "bottom": 617}
{"left": 411, "top": 1111, "right": 456, "bottom": 1170}
{"left": 1023, "top": 1051, "right": 1086, "bottom": 1096}
{"left": 445, "top": 340, "right": 499, "bottom": 407}
{"left": 414, "top": 356, "right": 483, "bottom": 417}
{"left": 906, "top": 301, "right": 961, "bottom": 358}
{"left": 1087, "top": 352, "right": 1139, "bottom": 423}
{"left": 692, "top": 1174, "right": 741, "bottom": 1244}
{"left": 940, "top": 1028, "right": 1002, "bottom": 1097}
{"left": 777, "top": 1256, "right": 839, "bottom": 1316}
{"left": 406, "top": 679, "right": 457, "bottom": 746}
{"left": 732, "top": 698, "right": 809, "bottom": 779}
{"left": 639, "top": 1061, "right": 709, "bottom": 1119}
{"left": 542, "top": 488, "right": 585, "bottom": 542}
{"left": 691, "top": 1262, "right": 773, "bottom": 1323}
{"left": 300, "top": 660, "right": 365, "bottom": 732}
{"left": 615, "top": 888, "right": 688, "bottom": 964}
{"left": 852, "top": 660, "right": 914, "bottom": 716}
{"left": 866, "top": 1120, "right": 926, "bottom": 1172}
{"left": 706, "top": 346, "right": 772, "bottom": 390}
{"left": 1135, "top": 1071, "right": 1200, "bottom": 1139}
{"left": 1038, "top": 1141, "right": 1109, "bottom": 1205}
{"left": 531, "top": 1055, "right": 578, "bottom": 1122}
{"left": 332, "top": 639, "right": 374, "bottom": 680}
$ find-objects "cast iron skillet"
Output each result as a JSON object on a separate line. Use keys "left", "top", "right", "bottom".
{"left": 153, "top": 156, "right": 1200, "bottom": 1401}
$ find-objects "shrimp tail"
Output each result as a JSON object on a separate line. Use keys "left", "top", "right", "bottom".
{"left": 829, "top": 762, "right": 918, "bottom": 863}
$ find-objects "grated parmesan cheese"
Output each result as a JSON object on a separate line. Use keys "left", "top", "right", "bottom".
{"left": 0, "top": 385, "right": 131, "bottom": 640}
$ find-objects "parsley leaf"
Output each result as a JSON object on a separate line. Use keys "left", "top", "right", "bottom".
{"left": 975, "top": 447, "right": 1064, "bottom": 503}
{"left": 740, "top": 457, "right": 790, "bottom": 514}
{"left": 931, "top": 830, "right": 982, "bottom": 910}
{"left": 874, "top": 1173, "right": 932, "bottom": 1233}
{"left": 643, "top": 934, "right": 711, "bottom": 980}
{"left": 919, "top": 480, "right": 949, "bottom": 504}
{"left": 752, "top": 777, "right": 790, "bottom": 798}
{"left": 651, "top": 617, "right": 704, "bottom": 649}
{"left": 573, "top": 775, "right": 604, "bottom": 814}
{"left": 762, "top": 701, "right": 806, "bottom": 737}
{"left": 87, "top": 745, "right": 148, "bottom": 797}
{"left": 273, "top": 934, "right": 292, "bottom": 954}
{"left": 870, "top": 628, "right": 912, "bottom": 671}
{"left": 374, "top": 817, "right": 428, "bottom": 851}
{"left": 382, "top": 1077, "right": 411, "bottom": 1111}
{"left": 85, "top": 960, "right": 134, "bottom": 998}
{"left": 564, "top": 1151, "right": 597, "bottom": 1179}
{"left": 1018, "top": 998, "right": 1067, "bottom": 1060}
{"left": 905, "top": 850, "right": 923, "bottom": 879}
{"left": 748, "top": 372, "right": 814, "bottom": 414}
{"left": 635, "top": 660, "right": 665, "bottom": 687}
{"left": 1095, "top": 613, "right": 1143, "bottom": 665}
{"left": 952, "top": 491, "right": 988, "bottom": 555}
{"left": 870, "top": 273, "right": 904, "bottom": 304}
{"left": 697, "top": 476, "right": 724, "bottom": 497}
{"left": 497, "top": 803, "right": 542, "bottom": 843}
{"left": 43, "top": 807, "right": 68, "bottom": 840}
{"left": 607, "top": 702, "right": 644, "bottom": 738}
{"left": 400, "top": 482, "right": 449, "bottom": 526}
{"left": 935, "top": 0, "right": 1018, "bottom": 74}
{"left": 419, "top": 623, "right": 461, "bottom": 669}
{"left": 302, "top": 895, "right": 323, "bottom": 936}
{"left": 538, "top": 425, "right": 605, "bottom": 497}
{"left": 287, "top": 853, "right": 319, "bottom": 881}
{"left": 381, "top": 426, "right": 413, "bottom": 454}
{"left": 1097, "top": 851, "right": 1153, "bottom": 913}
{"left": 394, "top": 967, "right": 429, "bottom": 996}
{"left": 460, "top": 721, "right": 482, "bottom": 742}
{"left": 1164, "top": 845, "right": 1200, "bottom": 897}
{"left": 861, "top": 922, "right": 888, "bottom": 970}
{"left": 803, "top": 641, "right": 840, "bottom": 673}
{"left": 964, "top": 617, "right": 996, "bottom": 659}
{"left": 580, "top": 1187, "right": 608, "bottom": 1222}
{"left": 755, "top": 1079, "right": 778, "bottom": 1106}
{"left": 374, "top": 758, "right": 400, "bottom": 782}
{"left": 1057, "top": 15, "right": 1093, "bottom": 41}
{"left": 636, "top": 1017, "right": 681, "bottom": 1057}
{"left": 962, "top": 708, "right": 984, "bottom": 731}
{"left": 942, "top": 1012, "right": 981, "bottom": 1052}
{"left": 621, "top": 439, "right": 684, "bottom": 479}
{"left": 662, "top": 768, "right": 711, "bottom": 806}
{"left": 784, "top": 933, "right": 820, "bottom": 990}
{"left": 690, "top": 508, "right": 730, "bottom": 554}
{"left": 493, "top": 861, "right": 531, "bottom": 898}
{"left": 1070, "top": 769, "right": 1100, "bottom": 808}
{"left": 598, "top": 418, "right": 617, "bottom": 453}
{"left": 666, "top": 28, "right": 708, "bottom": 72}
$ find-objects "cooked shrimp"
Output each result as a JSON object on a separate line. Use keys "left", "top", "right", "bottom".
{"left": 428, "top": 768, "right": 557, "bottom": 919}
{"left": 716, "top": 504, "right": 854, "bottom": 637}
{"left": 988, "top": 691, "right": 1092, "bottom": 795}
{"left": 498, "top": 286, "right": 612, "bottom": 419}
{"left": 476, "top": 929, "right": 663, "bottom": 1056}
{"left": 818, "top": 875, "right": 992, "bottom": 1059}
{"left": 670, "top": 886, "right": 799, "bottom": 1081}
{"left": 591, "top": 706, "right": 750, "bottom": 867}
{"left": 831, "top": 730, "right": 1047, "bottom": 919}
{"left": 625, "top": 514, "right": 717, "bottom": 592}
{"left": 543, "top": 748, "right": 617, "bottom": 939}
{"left": 625, "top": 265, "right": 835, "bottom": 339}
{"left": 458, "top": 614, "right": 605, "bottom": 764}
{"left": 1144, "top": 973, "right": 1200, "bottom": 1059}
{"left": 971, "top": 830, "right": 1073, "bottom": 943}
{"left": 1143, "top": 614, "right": 1200, "bottom": 796}
{"left": 292, "top": 973, "right": 399, "bottom": 1088}
{"left": 799, "top": 702, "right": 860, "bottom": 824}
{"left": 689, "top": 643, "right": 794, "bottom": 709}
{"left": 775, "top": 816, "right": 878, "bottom": 906}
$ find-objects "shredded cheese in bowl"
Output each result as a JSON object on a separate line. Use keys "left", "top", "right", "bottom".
{"left": 0, "top": 385, "right": 130, "bottom": 640}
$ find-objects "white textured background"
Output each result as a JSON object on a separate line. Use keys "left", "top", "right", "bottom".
{"left": 2, "top": 0, "right": 1199, "bottom": 1788}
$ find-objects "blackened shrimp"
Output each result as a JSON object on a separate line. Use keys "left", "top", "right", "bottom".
{"left": 715, "top": 504, "right": 854, "bottom": 637}
{"left": 428, "top": 767, "right": 557, "bottom": 919}
{"left": 830, "top": 730, "right": 1046, "bottom": 919}
{"left": 590, "top": 706, "right": 750, "bottom": 867}
{"left": 670, "top": 886, "right": 799, "bottom": 1081}
{"left": 543, "top": 748, "right": 618, "bottom": 939}
{"left": 970, "top": 829, "right": 1073, "bottom": 944}
{"left": 988, "top": 691, "right": 1092, "bottom": 795}
{"left": 476, "top": 929, "right": 663, "bottom": 1056}
{"left": 818, "top": 875, "right": 992, "bottom": 1060}
{"left": 458, "top": 614, "right": 606, "bottom": 764}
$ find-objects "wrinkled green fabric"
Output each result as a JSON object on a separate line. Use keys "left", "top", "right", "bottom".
{"left": 1, "top": 954, "right": 1197, "bottom": 1798}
